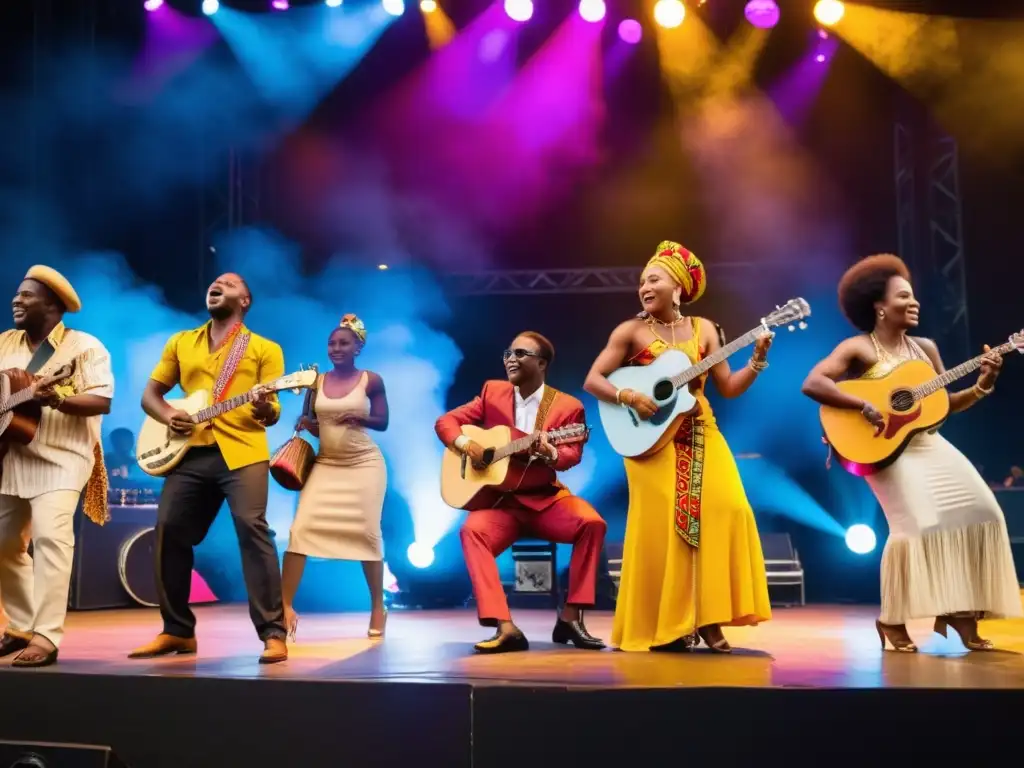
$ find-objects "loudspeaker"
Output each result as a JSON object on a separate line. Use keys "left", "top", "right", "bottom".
{"left": 69, "top": 504, "right": 157, "bottom": 610}
{"left": 0, "top": 741, "right": 128, "bottom": 768}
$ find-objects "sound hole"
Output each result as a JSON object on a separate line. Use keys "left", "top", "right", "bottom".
{"left": 889, "top": 389, "right": 915, "bottom": 413}
{"left": 652, "top": 379, "right": 674, "bottom": 402}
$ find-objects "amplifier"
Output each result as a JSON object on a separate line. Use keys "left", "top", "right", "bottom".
{"left": 0, "top": 741, "right": 127, "bottom": 768}
{"left": 69, "top": 504, "right": 158, "bottom": 610}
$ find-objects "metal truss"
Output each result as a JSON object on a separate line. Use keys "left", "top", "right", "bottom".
{"left": 445, "top": 263, "right": 767, "bottom": 296}
{"left": 894, "top": 122, "right": 917, "bottom": 273}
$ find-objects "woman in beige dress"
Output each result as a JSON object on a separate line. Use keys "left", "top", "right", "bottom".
{"left": 282, "top": 314, "right": 389, "bottom": 640}
{"left": 802, "top": 254, "right": 1021, "bottom": 652}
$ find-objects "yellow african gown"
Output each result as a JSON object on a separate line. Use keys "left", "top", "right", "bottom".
{"left": 611, "top": 319, "right": 772, "bottom": 651}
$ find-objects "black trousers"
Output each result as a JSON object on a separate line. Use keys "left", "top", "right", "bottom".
{"left": 155, "top": 447, "right": 285, "bottom": 641}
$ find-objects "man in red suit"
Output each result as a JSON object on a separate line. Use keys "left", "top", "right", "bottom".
{"left": 435, "top": 331, "right": 607, "bottom": 654}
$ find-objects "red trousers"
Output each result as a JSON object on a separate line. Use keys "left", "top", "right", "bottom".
{"left": 459, "top": 496, "right": 607, "bottom": 626}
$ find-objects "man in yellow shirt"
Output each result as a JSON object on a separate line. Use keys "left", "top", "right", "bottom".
{"left": 128, "top": 273, "right": 288, "bottom": 664}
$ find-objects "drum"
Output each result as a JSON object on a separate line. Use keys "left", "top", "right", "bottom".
{"left": 270, "top": 434, "right": 315, "bottom": 491}
{"left": 118, "top": 527, "right": 159, "bottom": 607}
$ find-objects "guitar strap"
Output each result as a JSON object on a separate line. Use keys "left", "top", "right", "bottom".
{"left": 212, "top": 328, "right": 251, "bottom": 404}
{"left": 25, "top": 338, "right": 57, "bottom": 375}
{"left": 534, "top": 385, "right": 559, "bottom": 432}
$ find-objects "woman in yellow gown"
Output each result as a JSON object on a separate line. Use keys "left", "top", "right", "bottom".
{"left": 584, "top": 241, "right": 773, "bottom": 652}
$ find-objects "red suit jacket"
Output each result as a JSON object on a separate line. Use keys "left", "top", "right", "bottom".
{"left": 434, "top": 380, "right": 587, "bottom": 512}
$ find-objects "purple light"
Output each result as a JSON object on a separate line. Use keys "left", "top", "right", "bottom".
{"left": 818, "top": 29, "right": 829, "bottom": 39}
{"left": 143, "top": 0, "right": 164, "bottom": 10}
{"left": 272, "top": 0, "right": 289, "bottom": 8}
{"left": 618, "top": 19, "right": 642, "bottom": 44}
{"left": 815, "top": 53, "right": 826, "bottom": 63}
{"left": 578, "top": 0, "right": 606, "bottom": 23}
{"left": 744, "top": 0, "right": 780, "bottom": 29}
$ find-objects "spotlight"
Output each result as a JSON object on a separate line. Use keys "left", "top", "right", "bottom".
{"left": 744, "top": 0, "right": 779, "bottom": 29}
{"left": 201, "top": 0, "right": 219, "bottom": 15}
{"left": 378, "top": 263, "right": 389, "bottom": 270}
{"left": 143, "top": 0, "right": 164, "bottom": 10}
{"left": 420, "top": 0, "right": 437, "bottom": 11}
{"left": 815, "top": 53, "right": 826, "bottom": 63}
{"left": 845, "top": 524, "right": 876, "bottom": 555}
{"left": 326, "top": 0, "right": 343, "bottom": 6}
{"left": 272, "top": 0, "right": 289, "bottom": 9}
{"left": 813, "top": 0, "right": 844, "bottom": 27}
{"left": 578, "top": 0, "right": 605, "bottom": 23}
{"left": 504, "top": 0, "right": 533, "bottom": 22}
{"left": 617, "top": 18, "right": 642, "bottom": 44}
{"left": 407, "top": 541, "right": 435, "bottom": 569}
{"left": 382, "top": 0, "right": 405, "bottom": 15}
{"left": 818, "top": 28, "right": 829, "bottom": 39}
{"left": 652, "top": 0, "right": 685, "bottom": 29}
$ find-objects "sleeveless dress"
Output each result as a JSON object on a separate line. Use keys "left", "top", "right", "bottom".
{"left": 860, "top": 335, "right": 1021, "bottom": 624}
{"left": 611, "top": 318, "right": 772, "bottom": 652}
{"left": 287, "top": 372, "right": 387, "bottom": 562}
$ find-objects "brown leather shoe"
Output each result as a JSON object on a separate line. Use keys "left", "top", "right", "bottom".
{"left": 127, "top": 633, "right": 197, "bottom": 659}
{"left": 259, "top": 637, "right": 288, "bottom": 664}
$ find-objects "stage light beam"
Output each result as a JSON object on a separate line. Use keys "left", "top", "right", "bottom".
{"left": 504, "top": 0, "right": 533, "bottom": 22}
{"left": 420, "top": 0, "right": 437, "bottom": 11}
{"left": 272, "top": 0, "right": 289, "bottom": 10}
{"left": 653, "top": 0, "right": 685, "bottom": 29}
{"left": 814, "top": 0, "right": 844, "bottom": 27}
{"left": 202, "top": 0, "right": 219, "bottom": 15}
{"left": 326, "top": 0, "right": 343, "bottom": 6}
{"left": 143, "top": 0, "right": 164, "bottom": 11}
{"left": 382, "top": 0, "right": 405, "bottom": 16}
{"left": 744, "top": 0, "right": 779, "bottom": 29}
{"left": 407, "top": 541, "right": 435, "bottom": 569}
{"left": 618, "top": 19, "right": 642, "bottom": 44}
{"left": 845, "top": 524, "right": 876, "bottom": 555}
{"left": 578, "top": 0, "right": 606, "bottom": 23}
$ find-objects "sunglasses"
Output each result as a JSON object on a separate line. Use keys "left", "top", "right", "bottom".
{"left": 503, "top": 348, "right": 543, "bottom": 362}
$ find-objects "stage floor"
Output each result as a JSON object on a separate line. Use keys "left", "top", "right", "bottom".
{"left": 5, "top": 601, "right": 1024, "bottom": 689}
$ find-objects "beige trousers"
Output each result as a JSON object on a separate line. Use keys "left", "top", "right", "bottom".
{"left": 0, "top": 490, "right": 80, "bottom": 648}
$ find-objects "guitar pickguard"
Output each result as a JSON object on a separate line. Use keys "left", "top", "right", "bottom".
{"left": 882, "top": 406, "right": 921, "bottom": 440}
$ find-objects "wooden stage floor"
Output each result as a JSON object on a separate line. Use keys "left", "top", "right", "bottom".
{"left": 6, "top": 601, "right": 1024, "bottom": 689}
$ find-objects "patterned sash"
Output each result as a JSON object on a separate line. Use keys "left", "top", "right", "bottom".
{"left": 673, "top": 418, "right": 705, "bottom": 548}
{"left": 212, "top": 327, "right": 251, "bottom": 404}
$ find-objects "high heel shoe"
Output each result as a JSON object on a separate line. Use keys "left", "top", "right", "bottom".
{"left": 934, "top": 616, "right": 994, "bottom": 651}
{"left": 697, "top": 626, "right": 732, "bottom": 654}
{"left": 876, "top": 620, "right": 918, "bottom": 652}
{"left": 368, "top": 608, "right": 388, "bottom": 638}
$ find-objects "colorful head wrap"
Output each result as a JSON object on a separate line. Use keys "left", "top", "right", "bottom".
{"left": 645, "top": 240, "right": 706, "bottom": 305}
{"left": 339, "top": 313, "right": 367, "bottom": 344}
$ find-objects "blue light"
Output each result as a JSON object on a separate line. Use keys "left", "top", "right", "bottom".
{"left": 845, "top": 524, "right": 876, "bottom": 554}
{"left": 202, "top": 0, "right": 220, "bottom": 16}
{"left": 407, "top": 541, "right": 435, "bottom": 568}
{"left": 326, "top": 0, "right": 343, "bottom": 5}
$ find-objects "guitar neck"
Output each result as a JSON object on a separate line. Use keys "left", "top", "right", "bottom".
{"left": 913, "top": 340, "right": 1016, "bottom": 399}
{"left": 2, "top": 387, "right": 35, "bottom": 414}
{"left": 493, "top": 433, "right": 545, "bottom": 462}
{"left": 192, "top": 390, "right": 257, "bottom": 424}
{"left": 669, "top": 326, "right": 762, "bottom": 389}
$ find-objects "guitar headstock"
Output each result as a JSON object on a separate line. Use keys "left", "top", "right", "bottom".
{"left": 763, "top": 298, "right": 811, "bottom": 333}
{"left": 263, "top": 369, "right": 319, "bottom": 395}
{"left": 1009, "top": 330, "right": 1024, "bottom": 355}
{"left": 548, "top": 423, "right": 590, "bottom": 445}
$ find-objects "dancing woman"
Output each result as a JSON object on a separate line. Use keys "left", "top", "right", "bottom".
{"left": 282, "top": 315, "right": 389, "bottom": 640}
{"left": 584, "top": 241, "right": 772, "bottom": 653}
{"left": 801, "top": 254, "right": 1021, "bottom": 651}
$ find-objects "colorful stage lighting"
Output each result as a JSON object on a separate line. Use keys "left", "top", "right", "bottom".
{"left": 201, "top": 0, "right": 219, "bottom": 15}
{"left": 143, "top": 0, "right": 164, "bottom": 11}
{"left": 382, "top": 0, "right": 405, "bottom": 15}
{"left": 578, "top": 0, "right": 605, "bottom": 23}
{"left": 271, "top": 0, "right": 289, "bottom": 9}
{"left": 504, "top": 0, "right": 533, "bottom": 22}
{"left": 420, "top": 0, "right": 437, "bottom": 11}
{"left": 744, "top": 0, "right": 779, "bottom": 29}
{"left": 652, "top": 0, "right": 685, "bottom": 29}
{"left": 407, "top": 541, "right": 435, "bottom": 569}
{"left": 618, "top": 18, "right": 642, "bottom": 44}
{"left": 845, "top": 524, "right": 876, "bottom": 555}
{"left": 326, "top": 0, "right": 343, "bottom": 6}
{"left": 813, "top": 0, "right": 844, "bottom": 26}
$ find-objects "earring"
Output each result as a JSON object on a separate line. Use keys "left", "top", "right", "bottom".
{"left": 878, "top": 310, "right": 885, "bottom": 318}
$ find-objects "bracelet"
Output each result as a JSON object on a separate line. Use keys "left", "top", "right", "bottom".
{"left": 749, "top": 357, "right": 768, "bottom": 373}
{"left": 974, "top": 382, "right": 994, "bottom": 397}
{"left": 615, "top": 388, "right": 623, "bottom": 405}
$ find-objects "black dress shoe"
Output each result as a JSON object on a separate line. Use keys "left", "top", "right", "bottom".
{"left": 0, "top": 633, "right": 30, "bottom": 659}
{"left": 473, "top": 630, "right": 530, "bottom": 654}
{"left": 552, "top": 617, "right": 606, "bottom": 650}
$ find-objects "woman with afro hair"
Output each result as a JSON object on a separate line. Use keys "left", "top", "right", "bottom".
{"left": 802, "top": 254, "right": 1021, "bottom": 652}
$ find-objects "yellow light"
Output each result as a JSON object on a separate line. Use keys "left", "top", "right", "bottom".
{"left": 813, "top": 0, "right": 844, "bottom": 27}
{"left": 653, "top": 0, "right": 685, "bottom": 29}
{"left": 378, "top": 264, "right": 389, "bottom": 270}
{"left": 419, "top": 0, "right": 437, "bottom": 11}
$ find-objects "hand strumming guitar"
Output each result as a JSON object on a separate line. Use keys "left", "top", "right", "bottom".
{"left": 31, "top": 380, "right": 64, "bottom": 409}
{"left": 617, "top": 388, "right": 659, "bottom": 421}
{"left": 462, "top": 440, "right": 488, "bottom": 469}
{"left": 860, "top": 402, "right": 885, "bottom": 435}
{"left": 166, "top": 409, "right": 195, "bottom": 436}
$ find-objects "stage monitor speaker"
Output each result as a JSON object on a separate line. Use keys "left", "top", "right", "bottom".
{"left": 69, "top": 504, "right": 158, "bottom": 610}
{"left": 0, "top": 741, "right": 128, "bottom": 768}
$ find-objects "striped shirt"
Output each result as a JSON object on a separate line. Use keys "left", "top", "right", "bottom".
{"left": 0, "top": 323, "right": 115, "bottom": 499}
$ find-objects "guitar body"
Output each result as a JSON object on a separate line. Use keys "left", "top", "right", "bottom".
{"left": 440, "top": 424, "right": 555, "bottom": 511}
{"left": 136, "top": 390, "right": 212, "bottom": 477}
{"left": 598, "top": 348, "right": 700, "bottom": 458}
{"left": 0, "top": 369, "right": 44, "bottom": 446}
{"left": 819, "top": 359, "right": 950, "bottom": 476}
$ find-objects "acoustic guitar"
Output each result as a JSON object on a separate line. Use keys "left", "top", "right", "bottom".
{"left": 598, "top": 298, "right": 812, "bottom": 458}
{"left": 0, "top": 361, "right": 78, "bottom": 447}
{"left": 440, "top": 423, "right": 590, "bottom": 510}
{"left": 135, "top": 369, "right": 318, "bottom": 477}
{"left": 820, "top": 331, "right": 1024, "bottom": 476}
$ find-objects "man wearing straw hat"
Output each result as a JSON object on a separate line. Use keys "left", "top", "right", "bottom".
{"left": 0, "top": 265, "right": 114, "bottom": 667}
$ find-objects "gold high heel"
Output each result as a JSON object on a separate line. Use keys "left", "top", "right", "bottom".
{"left": 934, "top": 616, "right": 995, "bottom": 651}
{"left": 876, "top": 620, "right": 918, "bottom": 652}
{"left": 368, "top": 608, "right": 388, "bottom": 638}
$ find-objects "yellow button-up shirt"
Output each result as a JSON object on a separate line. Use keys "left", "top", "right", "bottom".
{"left": 149, "top": 323, "right": 284, "bottom": 471}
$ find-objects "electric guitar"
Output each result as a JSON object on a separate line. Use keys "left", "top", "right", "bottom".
{"left": 598, "top": 298, "right": 812, "bottom": 458}
{"left": 819, "top": 331, "right": 1024, "bottom": 475}
{"left": 440, "top": 423, "right": 590, "bottom": 510}
{"left": 0, "top": 361, "right": 78, "bottom": 446}
{"left": 136, "top": 369, "right": 318, "bottom": 477}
